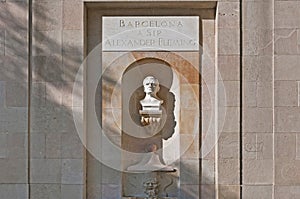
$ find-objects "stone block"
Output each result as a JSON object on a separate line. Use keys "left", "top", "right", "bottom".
{"left": 220, "top": 81, "right": 240, "bottom": 107}
{"left": 275, "top": 1, "right": 300, "bottom": 29}
{"left": 102, "top": 184, "right": 121, "bottom": 199}
{"left": 61, "top": 185, "right": 83, "bottom": 199}
{"left": 63, "top": 1, "right": 83, "bottom": 30}
{"left": 33, "top": 1, "right": 62, "bottom": 31}
{"left": 243, "top": 133, "right": 257, "bottom": 159}
{"left": 244, "top": 55, "right": 272, "bottom": 82}
{"left": 180, "top": 185, "right": 199, "bottom": 199}
{"left": 31, "top": 82, "right": 46, "bottom": 107}
{"left": 275, "top": 107, "right": 300, "bottom": 132}
{"left": 257, "top": 133, "right": 273, "bottom": 160}
{"left": 0, "top": 159, "right": 27, "bottom": 183}
{"left": 180, "top": 134, "right": 199, "bottom": 159}
{"left": 46, "top": 133, "right": 61, "bottom": 158}
{"left": 180, "top": 159, "right": 199, "bottom": 185}
{"left": 87, "top": 184, "right": 102, "bottom": 199}
{"left": 5, "top": 81, "right": 27, "bottom": 107}
{"left": 275, "top": 133, "right": 296, "bottom": 160}
{"left": 218, "top": 28, "right": 240, "bottom": 55}
{"left": 101, "top": 165, "right": 121, "bottom": 184}
{"left": 0, "top": 133, "right": 7, "bottom": 158}
{"left": 218, "top": 2, "right": 239, "bottom": 29}
{"left": 257, "top": 81, "right": 272, "bottom": 108}
{"left": 218, "top": 132, "right": 239, "bottom": 159}
{"left": 0, "top": 56, "right": 28, "bottom": 82}
{"left": 180, "top": 110, "right": 199, "bottom": 134}
{"left": 218, "top": 159, "right": 239, "bottom": 185}
{"left": 63, "top": 30, "right": 83, "bottom": 55}
{"left": 243, "top": 159, "right": 273, "bottom": 184}
{"left": 180, "top": 84, "right": 199, "bottom": 110}
{"left": 275, "top": 55, "right": 300, "bottom": 80}
{"left": 243, "top": 29, "right": 273, "bottom": 56}
{"left": 0, "top": 30, "right": 4, "bottom": 56}
{"left": 46, "top": 82, "right": 63, "bottom": 106}
{"left": 275, "top": 81, "right": 298, "bottom": 107}
{"left": 243, "top": 185, "right": 272, "bottom": 199}
{"left": 30, "top": 133, "right": 45, "bottom": 158}
{"left": 275, "top": 160, "right": 300, "bottom": 185}
{"left": 244, "top": 1, "right": 273, "bottom": 29}
{"left": 62, "top": 54, "right": 83, "bottom": 83}
{"left": 30, "top": 159, "right": 61, "bottom": 183}
{"left": 30, "top": 184, "right": 61, "bottom": 199}
{"left": 7, "top": 132, "right": 27, "bottom": 158}
{"left": 62, "top": 159, "right": 84, "bottom": 184}
{"left": 3, "top": 2, "right": 27, "bottom": 29}
{"left": 32, "top": 55, "right": 63, "bottom": 82}
{"left": 32, "top": 30, "right": 62, "bottom": 56}
{"left": 5, "top": 29, "right": 27, "bottom": 58}
{"left": 218, "top": 56, "right": 240, "bottom": 81}
{"left": 220, "top": 107, "right": 239, "bottom": 133}
{"left": 86, "top": 155, "right": 102, "bottom": 185}
{"left": 218, "top": 185, "right": 240, "bottom": 199}
{"left": 0, "top": 184, "right": 28, "bottom": 199}
{"left": 275, "top": 186, "right": 300, "bottom": 199}
{"left": 244, "top": 81, "right": 257, "bottom": 107}
{"left": 201, "top": 185, "right": 215, "bottom": 199}
{"left": 61, "top": 132, "right": 84, "bottom": 159}
{"left": 243, "top": 108, "right": 273, "bottom": 133}
{"left": 297, "top": 134, "right": 300, "bottom": 160}
{"left": 201, "top": 159, "right": 215, "bottom": 184}
{"left": 275, "top": 29, "right": 298, "bottom": 55}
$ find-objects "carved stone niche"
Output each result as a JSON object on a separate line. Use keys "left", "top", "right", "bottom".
{"left": 85, "top": 2, "right": 217, "bottom": 198}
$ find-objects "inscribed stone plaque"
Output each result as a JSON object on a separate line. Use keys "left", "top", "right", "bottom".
{"left": 102, "top": 16, "right": 199, "bottom": 51}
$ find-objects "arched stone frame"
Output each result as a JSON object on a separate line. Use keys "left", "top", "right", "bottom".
{"left": 101, "top": 51, "right": 200, "bottom": 197}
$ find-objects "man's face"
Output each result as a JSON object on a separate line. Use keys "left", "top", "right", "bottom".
{"left": 143, "top": 77, "right": 159, "bottom": 94}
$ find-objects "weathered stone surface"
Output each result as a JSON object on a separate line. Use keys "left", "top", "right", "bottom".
{"left": 180, "top": 185, "right": 199, "bottom": 199}
{"left": 218, "top": 159, "right": 239, "bottom": 185}
{"left": 201, "top": 185, "right": 215, "bottom": 199}
{"left": 33, "top": 1, "right": 62, "bottom": 31}
{"left": 180, "top": 159, "right": 199, "bottom": 185}
{"left": 275, "top": 81, "right": 298, "bottom": 107}
{"left": 243, "top": 29, "right": 273, "bottom": 56}
{"left": 46, "top": 133, "right": 61, "bottom": 158}
{"left": 275, "top": 107, "right": 300, "bottom": 132}
{"left": 0, "top": 184, "right": 28, "bottom": 199}
{"left": 201, "top": 159, "right": 215, "bottom": 184}
{"left": 61, "top": 132, "right": 84, "bottom": 159}
{"left": 0, "top": 159, "right": 27, "bottom": 183}
{"left": 244, "top": 1, "right": 273, "bottom": 29}
{"left": 275, "top": 1, "right": 300, "bottom": 29}
{"left": 5, "top": 81, "right": 27, "bottom": 107}
{"left": 244, "top": 108, "right": 273, "bottom": 133}
{"left": 220, "top": 81, "right": 240, "bottom": 107}
{"left": 218, "top": 132, "right": 239, "bottom": 159}
{"left": 275, "top": 29, "right": 298, "bottom": 55}
{"left": 218, "top": 185, "right": 240, "bottom": 199}
{"left": 63, "top": 1, "right": 83, "bottom": 30}
{"left": 244, "top": 81, "right": 257, "bottom": 107}
{"left": 33, "top": 30, "right": 62, "bottom": 56}
{"left": 244, "top": 55, "right": 272, "bottom": 82}
{"left": 102, "top": 184, "right": 121, "bottom": 199}
{"left": 32, "top": 56, "right": 63, "bottom": 82}
{"left": 275, "top": 160, "right": 300, "bottom": 185}
{"left": 243, "top": 160, "right": 273, "bottom": 184}
{"left": 275, "top": 55, "right": 300, "bottom": 80}
{"left": 275, "top": 186, "right": 300, "bottom": 199}
{"left": 218, "top": 28, "right": 240, "bottom": 55}
{"left": 218, "top": 2, "right": 239, "bottom": 29}
{"left": 61, "top": 185, "right": 83, "bottom": 199}
{"left": 257, "top": 81, "right": 272, "bottom": 108}
{"left": 275, "top": 133, "right": 296, "bottom": 160}
{"left": 62, "top": 159, "right": 84, "bottom": 184}
{"left": 63, "top": 30, "right": 83, "bottom": 55}
{"left": 220, "top": 107, "right": 239, "bottom": 133}
{"left": 243, "top": 185, "right": 272, "bottom": 199}
{"left": 30, "top": 159, "right": 61, "bottom": 183}
{"left": 30, "top": 184, "right": 61, "bottom": 199}
{"left": 218, "top": 56, "right": 240, "bottom": 81}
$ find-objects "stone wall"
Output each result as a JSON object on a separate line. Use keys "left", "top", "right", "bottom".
{"left": 0, "top": 0, "right": 300, "bottom": 198}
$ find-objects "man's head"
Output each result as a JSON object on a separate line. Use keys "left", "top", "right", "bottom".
{"left": 143, "top": 76, "right": 160, "bottom": 95}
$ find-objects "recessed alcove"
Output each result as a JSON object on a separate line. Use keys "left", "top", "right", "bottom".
{"left": 85, "top": 2, "right": 217, "bottom": 198}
